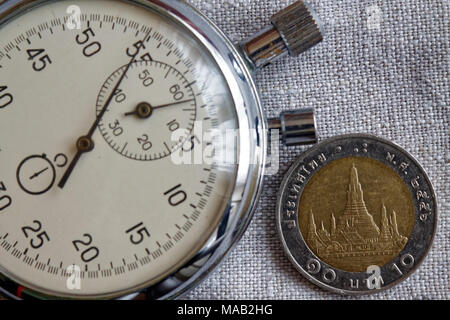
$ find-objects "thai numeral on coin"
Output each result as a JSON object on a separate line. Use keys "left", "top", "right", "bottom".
{"left": 389, "top": 254, "right": 415, "bottom": 276}
{"left": 366, "top": 265, "right": 384, "bottom": 289}
{"left": 306, "top": 258, "right": 336, "bottom": 283}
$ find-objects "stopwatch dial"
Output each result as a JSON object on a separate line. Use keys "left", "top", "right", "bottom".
{"left": 0, "top": 0, "right": 238, "bottom": 298}
{"left": 97, "top": 60, "right": 197, "bottom": 161}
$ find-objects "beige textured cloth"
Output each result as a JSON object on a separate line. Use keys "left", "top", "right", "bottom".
{"left": 186, "top": 0, "right": 449, "bottom": 300}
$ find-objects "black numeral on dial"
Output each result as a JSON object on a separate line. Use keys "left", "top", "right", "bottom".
{"left": 139, "top": 69, "right": 154, "bottom": 87}
{"left": 109, "top": 119, "right": 124, "bottom": 137}
{"left": 125, "top": 222, "right": 150, "bottom": 245}
{"left": 114, "top": 89, "right": 127, "bottom": 103}
{"left": 137, "top": 134, "right": 152, "bottom": 151}
{"left": 126, "top": 40, "right": 153, "bottom": 61}
{"left": 182, "top": 135, "right": 200, "bottom": 152}
{"left": 26, "top": 48, "right": 52, "bottom": 72}
{"left": 75, "top": 27, "right": 102, "bottom": 57}
{"left": 0, "top": 85, "right": 13, "bottom": 109}
{"left": 0, "top": 181, "right": 12, "bottom": 212}
{"left": 72, "top": 234, "right": 100, "bottom": 263}
{"left": 167, "top": 119, "right": 180, "bottom": 132}
{"left": 22, "top": 220, "right": 50, "bottom": 249}
{"left": 169, "top": 84, "right": 184, "bottom": 101}
{"left": 164, "top": 184, "right": 187, "bottom": 207}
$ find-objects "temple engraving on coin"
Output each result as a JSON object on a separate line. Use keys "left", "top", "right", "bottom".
{"left": 307, "top": 164, "right": 408, "bottom": 259}
{"left": 298, "top": 157, "right": 415, "bottom": 272}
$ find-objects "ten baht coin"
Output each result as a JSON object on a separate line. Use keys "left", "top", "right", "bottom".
{"left": 276, "top": 134, "right": 437, "bottom": 295}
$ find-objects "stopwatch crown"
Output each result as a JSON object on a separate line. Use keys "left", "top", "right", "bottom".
{"left": 241, "top": 1, "right": 323, "bottom": 69}
{"left": 271, "top": 1, "right": 324, "bottom": 57}
{"left": 268, "top": 108, "right": 317, "bottom": 146}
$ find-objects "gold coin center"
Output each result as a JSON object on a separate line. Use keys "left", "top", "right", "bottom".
{"left": 298, "top": 157, "right": 415, "bottom": 272}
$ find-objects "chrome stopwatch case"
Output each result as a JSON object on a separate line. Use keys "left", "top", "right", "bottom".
{"left": 0, "top": 0, "right": 322, "bottom": 299}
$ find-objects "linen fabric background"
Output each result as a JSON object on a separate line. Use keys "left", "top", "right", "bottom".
{"left": 186, "top": 0, "right": 449, "bottom": 300}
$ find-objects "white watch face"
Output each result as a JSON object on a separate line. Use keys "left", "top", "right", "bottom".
{"left": 0, "top": 0, "right": 239, "bottom": 298}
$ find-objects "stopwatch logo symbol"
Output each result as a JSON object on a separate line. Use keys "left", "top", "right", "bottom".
{"left": 17, "top": 154, "right": 56, "bottom": 195}
{"left": 16, "top": 153, "right": 68, "bottom": 195}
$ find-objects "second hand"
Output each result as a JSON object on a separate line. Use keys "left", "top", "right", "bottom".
{"left": 58, "top": 30, "right": 151, "bottom": 189}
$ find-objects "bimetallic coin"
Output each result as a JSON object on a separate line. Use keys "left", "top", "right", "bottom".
{"left": 276, "top": 134, "right": 437, "bottom": 294}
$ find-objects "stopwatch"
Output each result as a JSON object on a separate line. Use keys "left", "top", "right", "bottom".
{"left": 0, "top": 0, "right": 322, "bottom": 299}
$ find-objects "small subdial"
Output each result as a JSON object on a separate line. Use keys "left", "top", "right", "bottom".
{"left": 97, "top": 60, "right": 197, "bottom": 161}
{"left": 17, "top": 154, "right": 56, "bottom": 195}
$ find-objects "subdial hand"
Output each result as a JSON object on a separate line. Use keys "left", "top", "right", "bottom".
{"left": 58, "top": 30, "right": 151, "bottom": 189}
{"left": 124, "top": 99, "right": 194, "bottom": 119}
{"left": 124, "top": 102, "right": 153, "bottom": 119}
{"left": 29, "top": 167, "right": 49, "bottom": 180}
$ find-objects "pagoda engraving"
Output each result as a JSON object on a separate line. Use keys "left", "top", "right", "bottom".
{"left": 307, "top": 164, "right": 407, "bottom": 258}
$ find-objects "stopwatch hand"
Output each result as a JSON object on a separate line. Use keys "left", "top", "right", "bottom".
{"left": 58, "top": 30, "right": 152, "bottom": 189}
{"left": 123, "top": 99, "right": 195, "bottom": 119}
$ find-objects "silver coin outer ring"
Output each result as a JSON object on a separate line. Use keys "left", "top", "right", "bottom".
{"left": 276, "top": 134, "right": 438, "bottom": 295}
